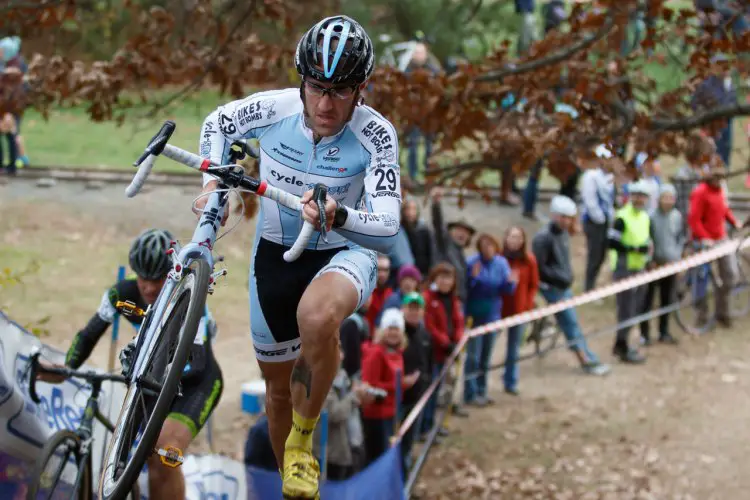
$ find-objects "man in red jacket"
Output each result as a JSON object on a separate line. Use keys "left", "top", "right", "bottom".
{"left": 688, "top": 166, "right": 742, "bottom": 327}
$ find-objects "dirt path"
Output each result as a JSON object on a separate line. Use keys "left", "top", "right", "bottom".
{"left": 3, "top": 178, "right": 750, "bottom": 498}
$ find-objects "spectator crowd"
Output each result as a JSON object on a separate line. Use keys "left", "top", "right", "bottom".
{"left": 243, "top": 128, "right": 741, "bottom": 479}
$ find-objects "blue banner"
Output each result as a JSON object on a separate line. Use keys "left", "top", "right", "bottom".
{"left": 245, "top": 445, "right": 405, "bottom": 500}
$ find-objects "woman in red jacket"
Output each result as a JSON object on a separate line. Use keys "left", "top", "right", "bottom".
{"left": 501, "top": 226, "right": 539, "bottom": 394}
{"left": 361, "top": 308, "right": 419, "bottom": 466}
{"left": 421, "top": 262, "right": 464, "bottom": 435}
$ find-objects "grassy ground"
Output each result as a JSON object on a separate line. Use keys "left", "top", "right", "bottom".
{"left": 22, "top": 89, "right": 228, "bottom": 171}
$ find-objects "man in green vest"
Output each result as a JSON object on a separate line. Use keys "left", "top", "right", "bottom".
{"left": 608, "top": 180, "right": 652, "bottom": 364}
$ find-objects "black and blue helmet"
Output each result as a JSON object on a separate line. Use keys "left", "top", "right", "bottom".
{"left": 295, "top": 15, "right": 374, "bottom": 86}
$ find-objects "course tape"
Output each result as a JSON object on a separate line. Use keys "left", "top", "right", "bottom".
{"left": 395, "top": 235, "right": 749, "bottom": 440}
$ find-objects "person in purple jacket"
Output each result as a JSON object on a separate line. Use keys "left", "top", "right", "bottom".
{"left": 463, "top": 233, "right": 518, "bottom": 406}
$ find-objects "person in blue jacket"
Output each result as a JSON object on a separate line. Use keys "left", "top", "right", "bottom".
{"left": 463, "top": 233, "right": 518, "bottom": 406}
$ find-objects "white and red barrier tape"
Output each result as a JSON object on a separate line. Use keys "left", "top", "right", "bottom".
{"left": 396, "top": 235, "right": 750, "bottom": 440}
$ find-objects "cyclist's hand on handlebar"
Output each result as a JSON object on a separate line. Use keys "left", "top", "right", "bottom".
{"left": 300, "top": 189, "right": 336, "bottom": 232}
{"left": 36, "top": 361, "right": 68, "bottom": 384}
{"left": 193, "top": 181, "right": 229, "bottom": 226}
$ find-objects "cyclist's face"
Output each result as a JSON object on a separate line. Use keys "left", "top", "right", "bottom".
{"left": 136, "top": 276, "right": 166, "bottom": 305}
{"left": 303, "top": 78, "right": 363, "bottom": 138}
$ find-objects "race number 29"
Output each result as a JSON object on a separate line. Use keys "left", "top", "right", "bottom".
{"left": 374, "top": 168, "right": 397, "bottom": 192}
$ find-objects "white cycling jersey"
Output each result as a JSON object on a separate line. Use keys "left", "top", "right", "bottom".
{"left": 199, "top": 88, "right": 402, "bottom": 254}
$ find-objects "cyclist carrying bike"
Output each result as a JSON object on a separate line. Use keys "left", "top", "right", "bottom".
{"left": 195, "top": 15, "right": 400, "bottom": 500}
{"left": 37, "top": 228, "right": 223, "bottom": 500}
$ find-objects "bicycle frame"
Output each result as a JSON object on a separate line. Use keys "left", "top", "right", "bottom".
{"left": 129, "top": 190, "right": 227, "bottom": 380}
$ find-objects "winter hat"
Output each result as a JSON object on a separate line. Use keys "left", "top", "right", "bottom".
{"left": 379, "top": 308, "right": 405, "bottom": 331}
{"left": 397, "top": 264, "right": 422, "bottom": 283}
{"left": 550, "top": 195, "right": 577, "bottom": 217}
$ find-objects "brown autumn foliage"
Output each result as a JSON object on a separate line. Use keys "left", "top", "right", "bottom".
{"left": 2, "top": 0, "right": 750, "bottom": 190}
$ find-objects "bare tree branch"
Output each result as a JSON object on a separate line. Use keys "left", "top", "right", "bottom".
{"left": 650, "top": 103, "right": 750, "bottom": 131}
{"left": 475, "top": 13, "right": 616, "bottom": 82}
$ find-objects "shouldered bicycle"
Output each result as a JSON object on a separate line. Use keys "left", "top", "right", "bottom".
{"left": 96, "top": 121, "right": 329, "bottom": 500}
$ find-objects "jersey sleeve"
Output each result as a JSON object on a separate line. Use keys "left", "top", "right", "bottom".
{"left": 200, "top": 89, "right": 300, "bottom": 186}
{"left": 335, "top": 108, "right": 402, "bottom": 253}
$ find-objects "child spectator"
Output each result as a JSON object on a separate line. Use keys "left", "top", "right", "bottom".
{"left": 361, "top": 309, "right": 419, "bottom": 466}
{"left": 422, "top": 262, "right": 464, "bottom": 435}
{"left": 399, "top": 291, "right": 432, "bottom": 474}
{"left": 464, "top": 233, "right": 517, "bottom": 407}
{"left": 313, "top": 351, "right": 371, "bottom": 480}
{"left": 639, "top": 184, "right": 684, "bottom": 345}
{"left": 500, "top": 226, "right": 539, "bottom": 395}
{"left": 378, "top": 264, "right": 422, "bottom": 325}
{"left": 365, "top": 254, "right": 394, "bottom": 332}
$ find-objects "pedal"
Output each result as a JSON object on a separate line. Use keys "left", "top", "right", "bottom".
{"left": 155, "top": 445, "right": 184, "bottom": 468}
{"left": 115, "top": 300, "right": 146, "bottom": 318}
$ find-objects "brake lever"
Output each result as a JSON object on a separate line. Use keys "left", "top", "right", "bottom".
{"left": 312, "top": 183, "right": 329, "bottom": 244}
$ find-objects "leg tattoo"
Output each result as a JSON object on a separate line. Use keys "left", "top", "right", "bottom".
{"left": 291, "top": 357, "right": 313, "bottom": 399}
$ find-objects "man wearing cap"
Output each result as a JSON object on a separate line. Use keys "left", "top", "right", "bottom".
{"left": 579, "top": 144, "right": 616, "bottom": 293}
{"left": 430, "top": 187, "right": 475, "bottom": 303}
{"left": 688, "top": 165, "right": 742, "bottom": 327}
{"left": 608, "top": 180, "right": 652, "bottom": 363}
{"left": 532, "top": 195, "right": 611, "bottom": 375}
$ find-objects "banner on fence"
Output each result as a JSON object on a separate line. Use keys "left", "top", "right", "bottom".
{"left": 0, "top": 310, "right": 405, "bottom": 500}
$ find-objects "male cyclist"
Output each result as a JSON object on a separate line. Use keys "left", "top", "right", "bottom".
{"left": 195, "top": 15, "right": 401, "bottom": 499}
{"left": 37, "top": 229, "right": 223, "bottom": 500}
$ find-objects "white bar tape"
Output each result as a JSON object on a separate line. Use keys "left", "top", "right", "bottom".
{"left": 261, "top": 184, "right": 303, "bottom": 211}
{"left": 467, "top": 237, "right": 750, "bottom": 338}
{"left": 284, "top": 221, "right": 315, "bottom": 262}
{"left": 162, "top": 144, "right": 204, "bottom": 170}
{"left": 125, "top": 154, "right": 156, "bottom": 198}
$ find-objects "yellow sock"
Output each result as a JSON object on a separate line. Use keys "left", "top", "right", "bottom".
{"left": 285, "top": 409, "right": 319, "bottom": 452}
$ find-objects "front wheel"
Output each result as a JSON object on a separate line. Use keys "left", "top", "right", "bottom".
{"left": 528, "top": 316, "right": 559, "bottom": 358}
{"left": 98, "top": 259, "right": 210, "bottom": 500}
{"left": 27, "top": 430, "right": 90, "bottom": 500}
{"left": 674, "top": 265, "right": 716, "bottom": 335}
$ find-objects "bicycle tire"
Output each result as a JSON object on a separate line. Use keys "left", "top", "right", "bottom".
{"left": 674, "top": 265, "right": 716, "bottom": 335}
{"left": 27, "top": 429, "right": 90, "bottom": 500}
{"left": 730, "top": 252, "right": 750, "bottom": 318}
{"left": 99, "top": 259, "right": 210, "bottom": 500}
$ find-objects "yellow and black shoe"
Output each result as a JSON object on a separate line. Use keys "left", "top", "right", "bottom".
{"left": 282, "top": 447, "right": 320, "bottom": 500}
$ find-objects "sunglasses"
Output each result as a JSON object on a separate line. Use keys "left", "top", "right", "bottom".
{"left": 303, "top": 79, "right": 357, "bottom": 100}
